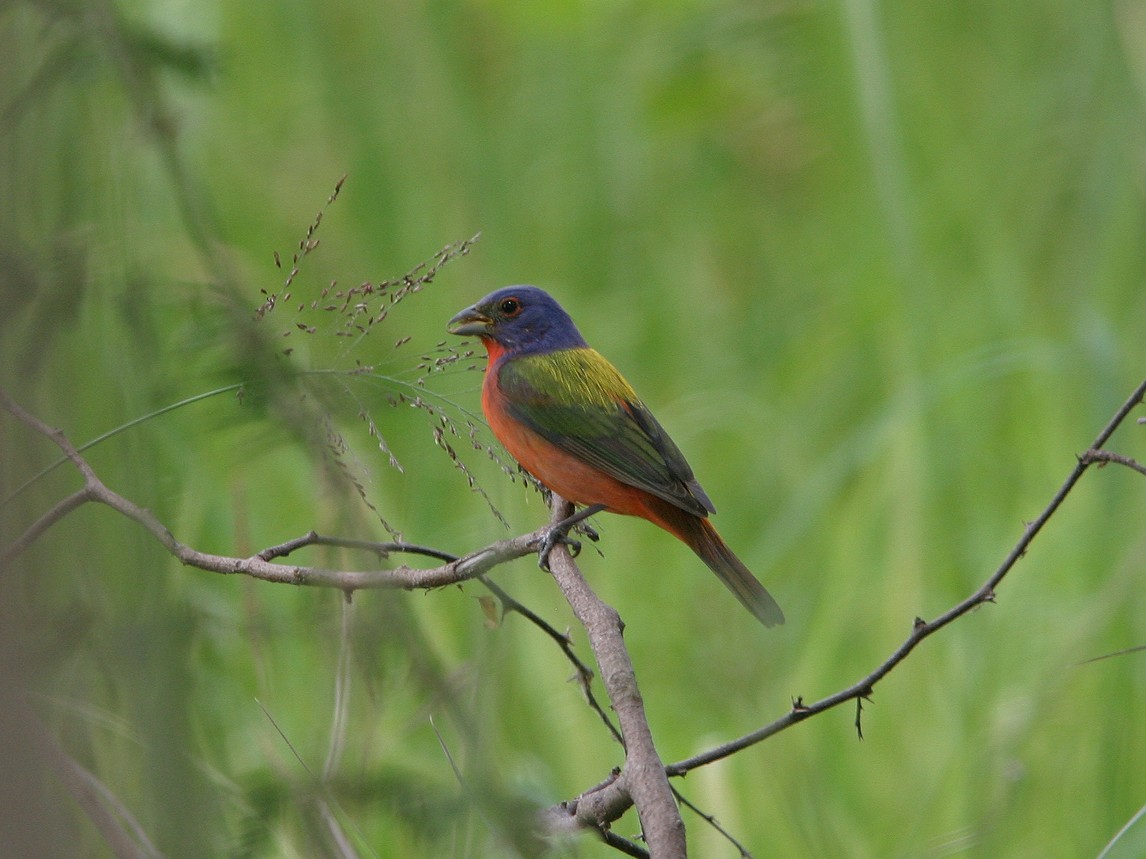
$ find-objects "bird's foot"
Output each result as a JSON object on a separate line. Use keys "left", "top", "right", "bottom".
{"left": 537, "top": 529, "right": 580, "bottom": 571}
{"left": 537, "top": 504, "right": 606, "bottom": 571}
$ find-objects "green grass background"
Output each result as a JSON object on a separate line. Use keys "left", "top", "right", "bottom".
{"left": 3, "top": 0, "right": 1146, "bottom": 855}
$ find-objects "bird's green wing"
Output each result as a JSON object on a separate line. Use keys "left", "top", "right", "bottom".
{"left": 497, "top": 348, "right": 714, "bottom": 517}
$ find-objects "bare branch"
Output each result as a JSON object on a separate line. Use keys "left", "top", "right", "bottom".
{"left": 1, "top": 488, "right": 91, "bottom": 566}
{"left": 0, "top": 388, "right": 544, "bottom": 590}
{"left": 673, "top": 787, "right": 752, "bottom": 858}
{"left": 540, "top": 375, "right": 1145, "bottom": 845}
{"left": 543, "top": 496, "right": 686, "bottom": 857}
{"left": 1079, "top": 448, "right": 1146, "bottom": 478}
{"left": 666, "top": 375, "right": 1146, "bottom": 776}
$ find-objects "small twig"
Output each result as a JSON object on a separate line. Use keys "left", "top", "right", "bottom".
{"left": 1076, "top": 644, "right": 1146, "bottom": 665}
{"left": 429, "top": 715, "right": 467, "bottom": 789}
{"left": 0, "top": 383, "right": 245, "bottom": 509}
{"left": 1, "top": 489, "right": 90, "bottom": 565}
{"left": 257, "top": 530, "right": 326, "bottom": 561}
{"left": 673, "top": 786, "right": 752, "bottom": 858}
{"left": 1079, "top": 448, "right": 1146, "bottom": 478}
{"left": 259, "top": 533, "right": 456, "bottom": 565}
{"left": 602, "top": 830, "right": 651, "bottom": 858}
{"left": 478, "top": 574, "right": 623, "bottom": 746}
{"left": 1097, "top": 798, "right": 1146, "bottom": 859}
{"left": 253, "top": 530, "right": 626, "bottom": 745}
{"left": 855, "top": 694, "right": 868, "bottom": 741}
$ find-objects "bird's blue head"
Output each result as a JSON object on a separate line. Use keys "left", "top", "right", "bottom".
{"left": 448, "top": 285, "right": 589, "bottom": 356}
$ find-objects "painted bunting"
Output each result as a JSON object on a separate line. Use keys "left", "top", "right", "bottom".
{"left": 448, "top": 286, "right": 784, "bottom": 627}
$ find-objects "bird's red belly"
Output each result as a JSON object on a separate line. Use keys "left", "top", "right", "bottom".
{"left": 483, "top": 380, "right": 649, "bottom": 518}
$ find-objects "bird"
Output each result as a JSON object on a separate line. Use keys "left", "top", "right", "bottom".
{"left": 448, "top": 285, "right": 784, "bottom": 627}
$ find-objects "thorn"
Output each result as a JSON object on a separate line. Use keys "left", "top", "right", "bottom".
{"left": 913, "top": 616, "right": 927, "bottom": 631}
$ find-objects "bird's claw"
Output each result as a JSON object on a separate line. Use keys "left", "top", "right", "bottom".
{"left": 537, "top": 527, "right": 581, "bottom": 571}
{"left": 536, "top": 504, "right": 606, "bottom": 570}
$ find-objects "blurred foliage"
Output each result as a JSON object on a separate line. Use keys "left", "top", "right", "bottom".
{"left": 2, "top": 0, "right": 1146, "bottom": 855}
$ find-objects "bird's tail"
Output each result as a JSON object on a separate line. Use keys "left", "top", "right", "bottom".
{"left": 658, "top": 508, "right": 784, "bottom": 627}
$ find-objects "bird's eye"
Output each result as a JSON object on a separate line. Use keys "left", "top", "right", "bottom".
{"left": 499, "top": 297, "right": 522, "bottom": 316}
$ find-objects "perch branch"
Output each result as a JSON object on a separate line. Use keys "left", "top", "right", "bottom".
{"left": 0, "top": 388, "right": 544, "bottom": 588}
{"left": 543, "top": 496, "right": 686, "bottom": 857}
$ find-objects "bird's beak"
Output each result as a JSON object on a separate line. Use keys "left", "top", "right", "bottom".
{"left": 447, "top": 304, "right": 493, "bottom": 337}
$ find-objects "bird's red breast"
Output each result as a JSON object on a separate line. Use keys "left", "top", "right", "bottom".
{"left": 481, "top": 349, "right": 646, "bottom": 516}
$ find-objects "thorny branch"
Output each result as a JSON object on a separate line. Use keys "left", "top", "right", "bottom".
{"left": 531, "top": 374, "right": 1146, "bottom": 853}
{"left": 663, "top": 374, "right": 1146, "bottom": 775}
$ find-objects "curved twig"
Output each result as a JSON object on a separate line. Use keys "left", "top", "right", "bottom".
{"left": 0, "top": 388, "right": 544, "bottom": 588}
{"left": 665, "top": 375, "right": 1146, "bottom": 776}
{"left": 1079, "top": 448, "right": 1146, "bottom": 478}
{"left": 251, "top": 531, "right": 624, "bottom": 744}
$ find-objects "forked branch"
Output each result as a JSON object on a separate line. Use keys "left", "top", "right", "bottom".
{"left": 0, "top": 389, "right": 542, "bottom": 587}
